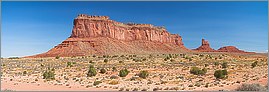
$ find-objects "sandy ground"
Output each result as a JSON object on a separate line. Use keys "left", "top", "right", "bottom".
{"left": 1, "top": 53, "right": 268, "bottom": 91}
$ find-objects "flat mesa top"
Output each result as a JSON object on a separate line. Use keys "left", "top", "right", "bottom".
{"left": 76, "top": 14, "right": 110, "bottom": 20}
{"left": 76, "top": 14, "right": 166, "bottom": 30}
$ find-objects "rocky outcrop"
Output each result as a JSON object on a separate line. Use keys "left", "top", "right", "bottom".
{"left": 193, "top": 39, "right": 215, "bottom": 52}
{"left": 27, "top": 14, "right": 188, "bottom": 58}
{"left": 217, "top": 46, "right": 246, "bottom": 53}
{"left": 193, "top": 39, "right": 251, "bottom": 53}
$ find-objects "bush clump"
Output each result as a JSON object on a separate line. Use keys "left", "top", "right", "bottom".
{"left": 104, "top": 59, "right": 108, "bottom": 63}
{"left": 100, "top": 68, "right": 106, "bottom": 74}
{"left": 236, "top": 83, "right": 266, "bottom": 91}
{"left": 119, "top": 69, "right": 129, "bottom": 77}
{"left": 221, "top": 62, "right": 228, "bottom": 68}
{"left": 93, "top": 81, "right": 102, "bottom": 86}
{"left": 190, "top": 67, "right": 207, "bottom": 75}
{"left": 55, "top": 56, "right": 60, "bottom": 59}
{"left": 112, "top": 67, "right": 117, "bottom": 72}
{"left": 23, "top": 71, "right": 27, "bottom": 76}
{"left": 43, "top": 69, "right": 55, "bottom": 80}
{"left": 87, "top": 65, "right": 97, "bottom": 77}
{"left": 67, "top": 62, "right": 73, "bottom": 67}
{"left": 251, "top": 61, "right": 258, "bottom": 68}
{"left": 138, "top": 70, "right": 149, "bottom": 79}
{"left": 214, "top": 69, "right": 228, "bottom": 79}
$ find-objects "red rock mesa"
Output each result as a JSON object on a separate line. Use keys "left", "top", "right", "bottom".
{"left": 28, "top": 14, "right": 189, "bottom": 58}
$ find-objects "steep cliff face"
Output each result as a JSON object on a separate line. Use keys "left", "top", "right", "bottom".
{"left": 193, "top": 39, "right": 215, "bottom": 52}
{"left": 28, "top": 14, "right": 188, "bottom": 58}
{"left": 70, "top": 14, "right": 185, "bottom": 47}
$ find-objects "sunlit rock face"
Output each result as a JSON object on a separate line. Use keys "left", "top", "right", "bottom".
{"left": 28, "top": 14, "right": 189, "bottom": 58}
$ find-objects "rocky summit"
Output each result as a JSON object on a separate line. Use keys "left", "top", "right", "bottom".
{"left": 27, "top": 14, "right": 250, "bottom": 58}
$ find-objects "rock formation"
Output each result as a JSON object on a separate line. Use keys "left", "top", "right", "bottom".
{"left": 27, "top": 14, "right": 189, "bottom": 58}
{"left": 193, "top": 39, "right": 215, "bottom": 52}
{"left": 217, "top": 46, "right": 246, "bottom": 53}
{"left": 193, "top": 39, "right": 250, "bottom": 53}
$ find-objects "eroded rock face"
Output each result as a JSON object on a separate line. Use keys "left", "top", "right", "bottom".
{"left": 27, "top": 14, "right": 188, "bottom": 58}
{"left": 193, "top": 39, "right": 215, "bottom": 52}
{"left": 70, "top": 14, "right": 185, "bottom": 47}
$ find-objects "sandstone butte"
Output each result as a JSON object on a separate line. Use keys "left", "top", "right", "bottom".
{"left": 27, "top": 14, "right": 250, "bottom": 58}
{"left": 194, "top": 39, "right": 251, "bottom": 53}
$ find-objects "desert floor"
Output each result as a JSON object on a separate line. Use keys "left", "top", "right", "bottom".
{"left": 1, "top": 52, "right": 268, "bottom": 91}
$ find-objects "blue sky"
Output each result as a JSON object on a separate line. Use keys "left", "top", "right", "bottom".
{"left": 2, "top": 1, "right": 268, "bottom": 57}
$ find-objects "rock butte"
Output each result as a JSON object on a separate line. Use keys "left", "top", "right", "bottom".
{"left": 27, "top": 14, "right": 250, "bottom": 58}
{"left": 194, "top": 39, "right": 251, "bottom": 53}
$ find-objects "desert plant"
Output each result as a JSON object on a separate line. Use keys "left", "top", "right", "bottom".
{"left": 109, "top": 80, "right": 119, "bottom": 85}
{"left": 112, "top": 67, "right": 117, "bottom": 72}
{"left": 67, "top": 62, "right": 73, "bottom": 67}
{"left": 214, "top": 69, "right": 228, "bottom": 79}
{"left": 138, "top": 70, "right": 149, "bottom": 79}
{"left": 104, "top": 59, "right": 108, "bottom": 63}
{"left": 251, "top": 61, "right": 258, "bottom": 68}
{"left": 23, "top": 71, "right": 27, "bottom": 76}
{"left": 204, "top": 64, "right": 209, "bottom": 67}
{"left": 43, "top": 69, "right": 55, "bottom": 80}
{"left": 190, "top": 67, "right": 207, "bottom": 75}
{"left": 87, "top": 65, "right": 97, "bottom": 77}
{"left": 214, "top": 62, "right": 219, "bottom": 66}
{"left": 55, "top": 56, "right": 60, "bottom": 59}
{"left": 221, "top": 62, "right": 228, "bottom": 68}
{"left": 119, "top": 69, "right": 129, "bottom": 77}
{"left": 100, "top": 68, "right": 106, "bottom": 74}
{"left": 236, "top": 83, "right": 266, "bottom": 91}
{"left": 93, "top": 81, "right": 102, "bottom": 86}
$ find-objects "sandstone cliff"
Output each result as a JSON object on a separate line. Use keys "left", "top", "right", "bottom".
{"left": 28, "top": 14, "right": 188, "bottom": 58}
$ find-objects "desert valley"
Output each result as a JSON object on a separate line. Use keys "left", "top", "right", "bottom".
{"left": 1, "top": 14, "right": 268, "bottom": 91}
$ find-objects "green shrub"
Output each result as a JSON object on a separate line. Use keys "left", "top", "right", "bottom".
{"left": 214, "top": 69, "right": 228, "bottom": 79}
{"left": 221, "top": 62, "right": 228, "bottom": 68}
{"left": 204, "top": 64, "right": 209, "bottom": 67}
{"left": 55, "top": 56, "right": 60, "bottom": 59}
{"left": 89, "top": 60, "right": 93, "bottom": 64}
{"left": 43, "top": 69, "right": 55, "bottom": 80}
{"left": 23, "top": 71, "right": 27, "bottom": 76}
{"left": 112, "top": 67, "right": 117, "bottom": 72}
{"left": 93, "top": 81, "right": 102, "bottom": 86}
{"left": 222, "top": 69, "right": 228, "bottom": 75}
{"left": 104, "top": 59, "right": 108, "bottom": 63}
{"left": 251, "top": 61, "right": 258, "bottom": 68}
{"left": 190, "top": 67, "right": 200, "bottom": 75}
{"left": 190, "top": 67, "right": 207, "bottom": 75}
{"left": 100, "top": 68, "right": 106, "bottom": 74}
{"left": 87, "top": 65, "right": 97, "bottom": 77}
{"left": 67, "top": 62, "right": 73, "bottom": 67}
{"left": 119, "top": 69, "right": 129, "bottom": 77}
{"left": 164, "top": 56, "right": 170, "bottom": 61}
{"left": 138, "top": 70, "right": 149, "bottom": 79}
{"left": 214, "top": 62, "right": 219, "bottom": 66}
